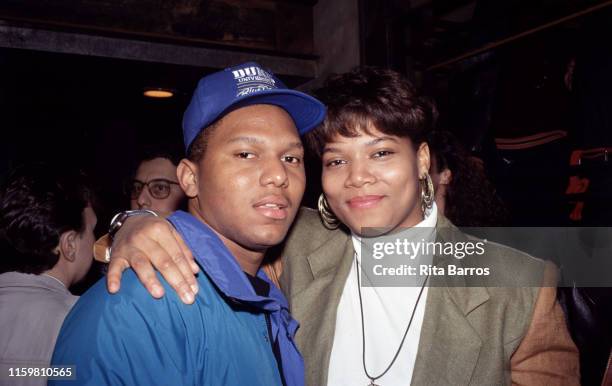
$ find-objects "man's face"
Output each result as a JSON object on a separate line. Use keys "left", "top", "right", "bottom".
{"left": 188, "top": 104, "right": 305, "bottom": 252}
{"left": 130, "top": 157, "right": 185, "bottom": 216}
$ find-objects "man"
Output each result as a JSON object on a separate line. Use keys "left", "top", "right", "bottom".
{"left": 127, "top": 144, "right": 186, "bottom": 216}
{"left": 50, "top": 62, "right": 326, "bottom": 386}
{"left": 0, "top": 164, "right": 96, "bottom": 386}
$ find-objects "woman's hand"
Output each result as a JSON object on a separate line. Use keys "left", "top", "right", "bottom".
{"left": 106, "top": 215, "right": 200, "bottom": 304}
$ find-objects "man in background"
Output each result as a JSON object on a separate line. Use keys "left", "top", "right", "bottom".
{"left": 0, "top": 164, "right": 96, "bottom": 386}
{"left": 127, "top": 144, "right": 186, "bottom": 216}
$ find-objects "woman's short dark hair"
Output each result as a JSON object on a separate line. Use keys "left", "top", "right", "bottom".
{"left": 0, "top": 164, "right": 92, "bottom": 274}
{"left": 305, "top": 66, "right": 438, "bottom": 157}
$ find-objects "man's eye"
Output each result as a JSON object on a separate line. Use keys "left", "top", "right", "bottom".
{"left": 131, "top": 184, "right": 143, "bottom": 194}
{"left": 151, "top": 184, "right": 170, "bottom": 194}
{"left": 373, "top": 150, "right": 394, "bottom": 158}
{"left": 236, "top": 152, "right": 255, "bottom": 159}
{"left": 283, "top": 156, "right": 301, "bottom": 164}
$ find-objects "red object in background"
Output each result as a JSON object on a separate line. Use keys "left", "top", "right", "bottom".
{"left": 568, "top": 201, "right": 584, "bottom": 222}
{"left": 566, "top": 176, "right": 590, "bottom": 194}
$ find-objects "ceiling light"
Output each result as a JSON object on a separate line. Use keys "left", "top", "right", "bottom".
{"left": 143, "top": 88, "right": 174, "bottom": 98}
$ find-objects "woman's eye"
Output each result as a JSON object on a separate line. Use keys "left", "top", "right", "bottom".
{"left": 283, "top": 156, "right": 301, "bottom": 164}
{"left": 236, "top": 152, "right": 255, "bottom": 159}
{"left": 325, "top": 159, "right": 345, "bottom": 167}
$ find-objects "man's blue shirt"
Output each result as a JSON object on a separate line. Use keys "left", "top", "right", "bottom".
{"left": 50, "top": 211, "right": 303, "bottom": 386}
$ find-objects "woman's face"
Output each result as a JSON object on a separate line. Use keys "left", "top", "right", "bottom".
{"left": 321, "top": 124, "right": 430, "bottom": 236}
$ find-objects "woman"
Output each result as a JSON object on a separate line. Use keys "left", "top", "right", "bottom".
{"left": 103, "top": 67, "right": 579, "bottom": 386}
{"left": 428, "top": 130, "right": 508, "bottom": 226}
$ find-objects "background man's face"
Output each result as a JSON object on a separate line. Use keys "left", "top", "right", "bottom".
{"left": 193, "top": 104, "right": 305, "bottom": 251}
{"left": 130, "top": 157, "right": 185, "bottom": 216}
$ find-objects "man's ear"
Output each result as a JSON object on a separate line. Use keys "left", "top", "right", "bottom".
{"left": 58, "top": 230, "right": 78, "bottom": 262}
{"left": 417, "top": 142, "right": 431, "bottom": 178}
{"left": 439, "top": 168, "right": 452, "bottom": 185}
{"left": 177, "top": 159, "right": 199, "bottom": 198}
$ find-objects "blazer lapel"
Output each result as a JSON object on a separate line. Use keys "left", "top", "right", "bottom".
{"left": 290, "top": 230, "right": 354, "bottom": 386}
{"left": 410, "top": 282, "right": 488, "bottom": 385}
{"left": 411, "top": 215, "right": 489, "bottom": 385}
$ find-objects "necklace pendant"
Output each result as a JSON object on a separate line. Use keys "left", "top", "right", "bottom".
{"left": 368, "top": 381, "right": 380, "bottom": 386}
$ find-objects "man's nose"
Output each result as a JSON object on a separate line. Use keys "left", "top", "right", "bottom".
{"left": 260, "top": 158, "right": 289, "bottom": 188}
{"left": 136, "top": 188, "right": 152, "bottom": 208}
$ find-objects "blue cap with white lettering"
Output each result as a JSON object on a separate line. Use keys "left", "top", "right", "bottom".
{"left": 182, "top": 62, "right": 326, "bottom": 151}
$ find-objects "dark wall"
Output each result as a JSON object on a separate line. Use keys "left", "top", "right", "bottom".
{"left": 0, "top": 0, "right": 315, "bottom": 55}
{"left": 0, "top": 47, "right": 317, "bottom": 225}
{"left": 0, "top": 48, "right": 199, "bottom": 226}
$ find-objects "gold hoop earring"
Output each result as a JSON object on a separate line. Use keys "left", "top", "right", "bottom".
{"left": 420, "top": 173, "right": 435, "bottom": 214}
{"left": 318, "top": 193, "right": 340, "bottom": 229}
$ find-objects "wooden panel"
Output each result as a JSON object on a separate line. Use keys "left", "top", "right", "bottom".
{"left": 276, "top": 2, "right": 314, "bottom": 54}
{"left": 0, "top": 23, "right": 317, "bottom": 78}
{"left": 0, "top": 0, "right": 314, "bottom": 55}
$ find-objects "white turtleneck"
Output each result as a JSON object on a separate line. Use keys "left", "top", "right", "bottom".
{"left": 327, "top": 203, "right": 438, "bottom": 386}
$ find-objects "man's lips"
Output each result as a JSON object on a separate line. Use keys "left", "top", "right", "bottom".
{"left": 253, "top": 195, "right": 290, "bottom": 220}
{"left": 347, "top": 195, "right": 385, "bottom": 209}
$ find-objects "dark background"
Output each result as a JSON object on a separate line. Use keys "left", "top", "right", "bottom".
{"left": 2, "top": 0, "right": 611, "bottom": 229}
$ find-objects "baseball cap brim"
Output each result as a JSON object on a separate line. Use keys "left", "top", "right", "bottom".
{"left": 226, "top": 88, "right": 326, "bottom": 135}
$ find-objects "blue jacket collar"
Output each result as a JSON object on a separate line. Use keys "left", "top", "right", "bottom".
{"left": 167, "top": 211, "right": 288, "bottom": 312}
{"left": 168, "top": 210, "right": 304, "bottom": 386}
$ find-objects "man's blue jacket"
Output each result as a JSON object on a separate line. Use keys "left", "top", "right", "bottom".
{"left": 50, "top": 211, "right": 304, "bottom": 386}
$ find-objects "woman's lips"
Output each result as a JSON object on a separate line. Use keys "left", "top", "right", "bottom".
{"left": 347, "top": 195, "right": 384, "bottom": 209}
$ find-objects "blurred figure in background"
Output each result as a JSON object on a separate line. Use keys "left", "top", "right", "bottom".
{"left": 127, "top": 145, "right": 186, "bottom": 216}
{"left": 560, "top": 8, "right": 612, "bottom": 385}
{"left": 0, "top": 164, "right": 96, "bottom": 386}
{"left": 429, "top": 130, "right": 508, "bottom": 226}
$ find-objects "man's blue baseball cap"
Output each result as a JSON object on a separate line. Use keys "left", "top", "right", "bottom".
{"left": 182, "top": 62, "right": 326, "bottom": 151}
